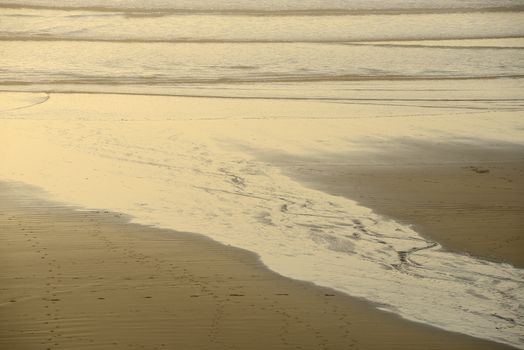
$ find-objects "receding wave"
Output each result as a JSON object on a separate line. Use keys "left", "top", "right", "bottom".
{"left": 2, "top": 5, "right": 522, "bottom": 45}
{"left": 1, "top": 3, "right": 524, "bottom": 16}
{"left": 2, "top": 39, "right": 522, "bottom": 92}
{"left": 2, "top": 74, "right": 524, "bottom": 86}
{"left": 2, "top": 35, "right": 524, "bottom": 46}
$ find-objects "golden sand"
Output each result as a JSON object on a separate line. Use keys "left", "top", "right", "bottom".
{"left": 281, "top": 142, "right": 524, "bottom": 268}
{"left": 0, "top": 181, "right": 512, "bottom": 349}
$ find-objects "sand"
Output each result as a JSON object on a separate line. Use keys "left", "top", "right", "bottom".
{"left": 0, "top": 181, "right": 513, "bottom": 350}
{"left": 279, "top": 140, "right": 524, "bottom": 268}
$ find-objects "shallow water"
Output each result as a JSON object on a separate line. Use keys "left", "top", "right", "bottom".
{"left": 1, "top": 1, "right": 523, "bottom": 93}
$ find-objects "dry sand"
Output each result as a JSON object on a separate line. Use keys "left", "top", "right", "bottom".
{"left": 0, "top": 181, "right": 513, "bottom": 350}
{"left": 279, "top": 140, "right": 524, "bottom": 268}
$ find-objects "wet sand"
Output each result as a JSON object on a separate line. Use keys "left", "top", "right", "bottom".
{"left": 0, "top": 181, "right": 513, "bottom": 350}
{"left": 280, "top": 140, "right": 524, "bottom": 268}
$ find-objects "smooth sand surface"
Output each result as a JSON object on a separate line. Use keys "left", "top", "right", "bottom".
{"left": 280, "top": 140, "right": 524, "bottom": 268}
{"left": 0, "top": 181, "right": 513, "bottom": 350}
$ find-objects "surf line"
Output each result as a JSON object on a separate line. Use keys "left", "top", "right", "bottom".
{"left": 0, "top": 93, "right": 50, "bottom": 113}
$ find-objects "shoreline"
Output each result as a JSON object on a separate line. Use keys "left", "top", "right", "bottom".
{"left": 278, "top": 140, "right": 524, "bottom": 268}
{"left": 0, "top": 180, "right": 514, "bottom": 349}
{"left": 1, "top": 91, "right": 523, "bottom": 348}
{"left": 2, "top": 3, "right": 523, "bottom": 347}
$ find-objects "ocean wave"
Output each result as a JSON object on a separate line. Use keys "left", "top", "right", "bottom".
{"left": 2, "top": 35, "right": 524, "bottom": 46}
{"left": 1, "top": 0, "right": 523, "bottom": 16}
{"left": 2, "top": 7, "right": 522, "bottom": 44}
{"left": 2, "top": 74, "right": 524, "bottom": 85}
{"left": 1, "top": 38, "right": 522, "bottom": 97}
{"left": 1, "top": 3, "right": 523, "bottom": 16}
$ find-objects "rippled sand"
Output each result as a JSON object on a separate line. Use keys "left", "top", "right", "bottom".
{"left": 279, "top": 140, "right": 524, "bottom": 267}
{"left": 0, "top": 181, "right": 514, "bottom": 350}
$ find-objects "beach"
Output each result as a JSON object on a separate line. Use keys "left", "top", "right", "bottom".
{"left": 280, "top": 140, "right": 524, "bottom": 268}
{"left": 1, "top": 91, "right": 523, "bottom": 349}
{"left": 0, "top": 181, "right": 514, "bottom": 350}
{"left": 1, "top": 1, "right": 524, "bottom": 348}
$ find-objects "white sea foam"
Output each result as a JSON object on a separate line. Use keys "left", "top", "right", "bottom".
{"left": 1, "top": 92, "right": 523, "bottom": 348}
